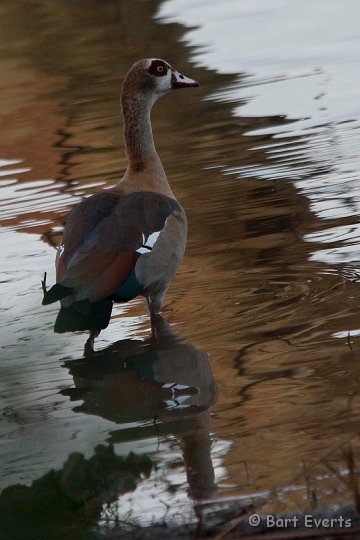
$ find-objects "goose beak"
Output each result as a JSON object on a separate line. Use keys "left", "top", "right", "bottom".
{"left": 171, "top": 70, "right": 199, "bottom": 89}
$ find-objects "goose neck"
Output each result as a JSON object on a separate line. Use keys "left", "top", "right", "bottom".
{"left": 122, "top": 93, "right": 158, "bottom": 172}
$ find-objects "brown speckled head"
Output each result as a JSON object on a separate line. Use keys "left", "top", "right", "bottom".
{"left": 122, "top": 58, "right": 198, "bottom": 102}
{"left": 121, "top": 59, "right": 198, "bottom": 171}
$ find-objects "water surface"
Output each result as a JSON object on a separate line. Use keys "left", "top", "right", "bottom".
{"left": 1, "top": 0, "right": 360, "bottom": 536}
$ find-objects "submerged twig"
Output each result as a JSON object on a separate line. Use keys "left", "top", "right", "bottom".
{"left": 41, "top": 272, "right": 47, "bottom": 298}
{"left": 301, "top": 458, "right": 317, "bottom": 510}
{"left": 243, "top": 460, "right": 251, "bottom": 486}
{"left": 347, "top": 332, "right": 353, "bottom": 351}
{"left": 343, "top": 444, "right": 360, "bottom": 513}
{"left": 153, "top": 415, "right": 161, "bottom": 451}
{"left": 212, "top": 508, "right": 249, "bottom": 540}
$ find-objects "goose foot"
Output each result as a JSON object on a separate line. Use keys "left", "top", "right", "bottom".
{"left": 148, "top": 294, "right": 165, "bottom": 339}
{"left": 150, "top": 313, "right": 162, "bottom": 339}
{"left": 150, "top": 313, "right": 173, "bottom": 341}
{"left": 84, "top": 329, "right": 100, "bottom": 358}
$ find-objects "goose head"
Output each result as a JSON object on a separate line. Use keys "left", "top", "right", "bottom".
{"left": 122, "top": 58, "right": 198, "bottom": 107}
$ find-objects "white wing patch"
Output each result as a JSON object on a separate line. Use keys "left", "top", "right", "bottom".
{"left": 136, "top": 230, "right": 161, "bottom": 254}
{"left": 55, "top": 244, "right": 65, "bottom": 267}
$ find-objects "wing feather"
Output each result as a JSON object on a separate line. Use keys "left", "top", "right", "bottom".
{"left": 55, "top": 190, "right": 180, "bottom": 303}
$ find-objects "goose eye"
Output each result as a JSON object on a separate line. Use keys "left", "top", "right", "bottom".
{"left": 148, "top": 61, "right": 168, "bottom": 77}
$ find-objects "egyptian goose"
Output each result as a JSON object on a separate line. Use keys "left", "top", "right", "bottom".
{"left": 42, "top": 59, "right": 198, "bottom": 351}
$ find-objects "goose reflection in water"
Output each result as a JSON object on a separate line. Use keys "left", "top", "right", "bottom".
{"left": 62, "top": 315, "right": 218, "bottom": 504}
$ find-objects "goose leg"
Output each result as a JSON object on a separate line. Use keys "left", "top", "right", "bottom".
{"left": 84, "top": 329, "right": 100, "bottom": 357}
{"left": 150, "top": 313, "right": 172, "bottom": 342}
{"left": 147, "top": 292, "right": 165, "bottom": 339}
{"left": 150, "top": 313, "right": 162, "bottom": 339}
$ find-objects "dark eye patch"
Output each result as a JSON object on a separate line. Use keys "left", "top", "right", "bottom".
{"left": 148, "top": 60, "right": 169, "bottom": 77}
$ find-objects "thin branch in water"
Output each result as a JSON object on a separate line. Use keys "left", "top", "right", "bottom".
{"left": 153, "top": 415, "right": 161, "bottom": 451}
{"left": 243, "top": 460, "right": 251, "bottom": 486}
{"left": 301, "top": 458, "right": 317, "bottom": 511}
{"left": 343, "top": 444, "right": 360, "bottom": 513}
{"left": 41, "top": 272, "right": 47, "bottom": 298}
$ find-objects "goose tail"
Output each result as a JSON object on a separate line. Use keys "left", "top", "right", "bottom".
{"left": 54, "top": 299, "right": 113, "bottom": 333}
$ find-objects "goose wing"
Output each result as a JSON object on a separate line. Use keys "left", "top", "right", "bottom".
{"left": 44, "top": 191, "right": 180, "bottom": 305}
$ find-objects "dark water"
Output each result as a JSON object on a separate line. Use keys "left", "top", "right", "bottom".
{"left": 1, "top": 0, "right": 360, "bottom": 536}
